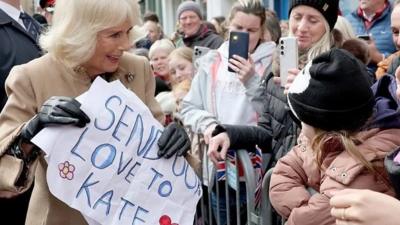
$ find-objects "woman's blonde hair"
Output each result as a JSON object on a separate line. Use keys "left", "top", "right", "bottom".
{"left": 40, "top": 0, "right": 141, "bottom": 67}
{"left": 288, "top": 10, "right": 333, "bottom": 61}
{"left": 148, "top": 39, "right": 175, "bottom": 60}
{"left": 334, "top": 16, "right": 356, "bottom": 42}
{"left": 168, "top": 47, "right": 193, "bottom": 64}
{"left": 228, "top": 0, "right": 266, "bottom": 36}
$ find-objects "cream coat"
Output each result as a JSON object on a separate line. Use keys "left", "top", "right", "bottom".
{"left": 270, "top": 128, "right": 400, "bottom": 225}
{"left": 0, "top": 53, "right": 163, "bottom": 225}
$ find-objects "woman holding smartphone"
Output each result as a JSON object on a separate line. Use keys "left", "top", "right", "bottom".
{"left": 208, "top": 0, "right": 339, "bottom": 172}
{"left": 207, "top": 1, "right": 339, "bottom": 223}
{"left": 180, "top": 1, "right": 275, "bottom": 224}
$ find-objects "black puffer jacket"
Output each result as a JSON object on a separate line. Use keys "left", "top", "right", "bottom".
{"left": 385, "top": 148, "right": 400, "bottom": 199}
{"left": 222, "top": 72, "right": 301, "bottom": 167}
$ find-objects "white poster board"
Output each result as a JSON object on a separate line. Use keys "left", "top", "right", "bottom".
{"left": 32, "top": 78, "right": 201, "bottom": 225}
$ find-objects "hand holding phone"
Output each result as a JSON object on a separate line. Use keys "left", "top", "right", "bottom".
{"left": 228, "top": 31, "right": 249, "bottom": 72}
{"left": 279, "top": 37, "right": 298, "bottom": 87}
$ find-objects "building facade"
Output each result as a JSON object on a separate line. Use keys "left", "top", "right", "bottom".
{"left": 141, "top": 0, "right": 393, "bottom": 38}
{"left": 21, "top": 0, "right": 393, "bottom": 38}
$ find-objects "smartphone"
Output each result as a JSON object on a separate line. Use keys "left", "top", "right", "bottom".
{"left": 193, "top": 46, "right": 210, "bottom": 71}
{"left": 357, "top": 34, "right": 371, "bottom": 41}
{"left": 279, "top": 37, "right": 298, "bottom": 87}
{"left": 193, "top": 46, "right": 210, "bottom": 61}
{"left": 228, "top": 31, "right": 249, "bottom": 72}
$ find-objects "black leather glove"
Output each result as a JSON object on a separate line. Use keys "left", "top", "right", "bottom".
{"left": 20, "top": 96, "right": 90, "bottom": 142}
{"left": 157, "top": 122, "right": 190, "bottom": 159}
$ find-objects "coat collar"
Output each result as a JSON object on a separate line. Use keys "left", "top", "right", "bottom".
{"left": 0, "top": 1, "right": 20, "bottom": 24}
{"left": 0, "top": 8, "right": 17, "bottom": 26}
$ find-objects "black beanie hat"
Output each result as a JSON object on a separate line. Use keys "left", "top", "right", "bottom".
{"left": 289, "top": 0, "right": 339, "bottom": 31}
{"left": 287, "top": 49, "right": 374, "bottom": 132}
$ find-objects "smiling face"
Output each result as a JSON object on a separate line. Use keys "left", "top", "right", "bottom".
{"left": 83, "top": 20, "right": 132, "bottom": 77}
{"left": 289, "top": 5, "right": 326, "bottom": 51}
{"left": 358, "top": 0, "right": 386, "bottom": 13}
{"left": 169, "top": 57, "right": 194, "bottom": 83}
{"left": 391, "top": 5, "right": 400, "bottom": 50}
{"left": 150, "top": 49, "right": 170, "bottom": 77}
{"left": 178, "top": 11, "right": 202, "bottom": 37}
{"left": 229, "top": 11, "right": 263, "bottom": 53}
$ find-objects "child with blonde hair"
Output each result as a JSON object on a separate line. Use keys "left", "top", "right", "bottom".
{"left": 156, "top": 47, "right": 194, "bottom": 124}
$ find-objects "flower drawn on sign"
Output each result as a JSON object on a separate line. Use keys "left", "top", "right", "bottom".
{"left": 159, "top": 215, "right": 179, "bottom": 225}
{"left": 58, "top": 161, "right": 75, "bottom": 180}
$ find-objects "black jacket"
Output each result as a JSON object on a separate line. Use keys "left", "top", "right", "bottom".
{"left": 221, "top": 73, "right": 301, "bottom": 167}
{"left": 386, "top": 148, "right": 400, "bottom": 199}
{"left": 0, "top": 9, "right": 42, "bottom": 110}
{"left": 378, "top": 75, "right": 400, "bottom": 200}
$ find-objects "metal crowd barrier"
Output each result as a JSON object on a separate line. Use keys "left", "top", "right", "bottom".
{"left": 260, "top": 167, "right": 315, "bottom": 225}
{"left": 260, "top": 167, "right": 286, "bottom": 225}
{"left": 185, "top": 128, "right": 264, "bottom": 225}
{"left": 260, "top": 167, "right": 274, "bottom": 225}
{"left": 180, "top": 122, "right": 311, "bottom": 225}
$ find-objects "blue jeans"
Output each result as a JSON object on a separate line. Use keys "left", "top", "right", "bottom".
{"left": 210, "top": 182, "right": 247, "bottom": 225}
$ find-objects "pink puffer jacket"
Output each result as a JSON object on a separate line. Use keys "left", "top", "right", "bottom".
{"left": 269, "top": 128, "right": 400, "bottom": 225}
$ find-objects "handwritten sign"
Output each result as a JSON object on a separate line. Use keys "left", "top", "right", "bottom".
{"left": 32, "top": 78, "right": 202, "bottom": 225}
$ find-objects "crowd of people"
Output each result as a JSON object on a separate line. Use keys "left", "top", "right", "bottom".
{"left": 2, "top": 0, "right": 400, "bottom": 224}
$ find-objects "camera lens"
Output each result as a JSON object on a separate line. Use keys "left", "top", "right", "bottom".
{"left": 280, "top": 40, "right": 284, "bottom": 45}
{"left": 280, "top": 45, "right": 284, "bottom": 50}
{"left": 280, "top": 51, "right": 284, "bottom": 55}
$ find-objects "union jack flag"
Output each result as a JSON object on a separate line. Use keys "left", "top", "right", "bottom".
{"left": 215, "top": 147, "right": 263, "bottom": 208}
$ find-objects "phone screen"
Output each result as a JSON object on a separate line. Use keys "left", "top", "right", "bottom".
{"left": 357, "top": 35, "right": 370, "bottom": 41}
{"left": 228, "top": 31, "right": 249, "bottom": 72}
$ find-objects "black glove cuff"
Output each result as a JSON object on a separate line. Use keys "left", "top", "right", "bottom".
{"left": 6, "top": 139, "right": 24, "bottom": 159}
{"left": 6, "top": 138, "right": 40, "bottom": 164}
{"left": 211, "top": 124, "right": 226, "bottom": 137}
{"left": 6, "top": 138, "right": 41, "bottom": 187}
{"left": 20, "top": 115, "right": 42, "bottom": 142}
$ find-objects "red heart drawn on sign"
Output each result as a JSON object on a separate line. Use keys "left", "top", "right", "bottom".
{"left": 159, "top": 215, "right": 172, "bottom": 225}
